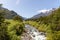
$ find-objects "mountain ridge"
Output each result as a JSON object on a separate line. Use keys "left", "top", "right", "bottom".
{"left": 0, "top": 6, "right": 23, "bottom": 19}
{"left": 29, "top": 8, "right": 56, "bottom": 19}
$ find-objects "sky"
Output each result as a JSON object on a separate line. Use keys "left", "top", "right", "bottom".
{"left": 0, "top": 0, "right": 60, "bottom": 18}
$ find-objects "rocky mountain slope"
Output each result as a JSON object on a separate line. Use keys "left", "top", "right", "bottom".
{"left": 30, "top": 8, "right": 56, "bottom": 19}
{"left": 0, "top": 6, "right": 22, "bottom": 19}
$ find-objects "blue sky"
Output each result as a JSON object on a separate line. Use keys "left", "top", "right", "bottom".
{"left": 0, "top": 0, "right": 60, "bottom": 18}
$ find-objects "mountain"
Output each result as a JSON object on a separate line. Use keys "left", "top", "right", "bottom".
{"left": 0, "top": 6, "right": 23, "bottom": 19}
{"left": 30, "top": 8, "right": 56, "bottom": 19}
{"left": 4, "top": 10, "right": 19, "bottom": 19}
{"left": 22, "top": 17, "right": 27, "bottom": 20}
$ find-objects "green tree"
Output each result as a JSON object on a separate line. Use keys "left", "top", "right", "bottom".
{"left": 13, "top": 16, "right": 23, "bottom": 22}
{"left": 15, "top": 24, "right": 24, "bottom": 35}
{"left": 0, "top": 9, "right": 10, "bottom": 40}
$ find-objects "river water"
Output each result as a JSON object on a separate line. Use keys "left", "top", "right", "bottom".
{"left": 21, "top": 24, "right": 46, "bottom": 40}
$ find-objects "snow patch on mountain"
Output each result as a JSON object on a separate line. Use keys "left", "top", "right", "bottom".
{"left": 37, "top": 9, "right": 51, "bottom": 13}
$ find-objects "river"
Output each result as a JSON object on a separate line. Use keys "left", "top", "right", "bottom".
{"left": 21, "top": 24, "right": 46, "bottom": 40}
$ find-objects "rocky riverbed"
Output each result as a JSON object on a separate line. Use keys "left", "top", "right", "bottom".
{"left": 21, "top": 24, "right": 46, "bottom": 40}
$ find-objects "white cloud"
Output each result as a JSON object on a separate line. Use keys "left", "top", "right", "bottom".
{"left": 37, "top": 9, "right": 50, "bottom": 13}
{"left": 16, "top": 0, "right": 20, "bottom": 5}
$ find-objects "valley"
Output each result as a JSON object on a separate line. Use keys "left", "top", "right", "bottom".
{"left": 0, "top": 4, "right": 60, "bottom": 40}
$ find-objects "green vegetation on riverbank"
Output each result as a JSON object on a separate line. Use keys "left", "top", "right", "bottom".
{"left": 5, "top": 19, "right": 24, "bottom": 40}
{"left": 0, "top": 9, "right": 24, "bottom": 40}
{"left": 25, "top": 7, "right": 60, "bottom": 40}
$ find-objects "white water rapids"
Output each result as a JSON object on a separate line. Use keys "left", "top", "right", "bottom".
{"left": 24, "top": 24, "right": 46, "bottom": 40}
{"left": 22, "top": 25, "right": 46, "bottom": 40}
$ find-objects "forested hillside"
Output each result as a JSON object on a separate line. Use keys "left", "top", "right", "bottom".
{"left": 26, "top": 7, "right": 60, "bottom": 40}
{"left": 0, "top": 4, "right": 25, "bottom": 40}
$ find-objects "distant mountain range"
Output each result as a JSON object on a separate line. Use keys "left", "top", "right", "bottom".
{"left": 30, "top": 8, "right": 56, "bottom": 19}
{"left": 0, "top": 5, "right": 57, "bottom": 20}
